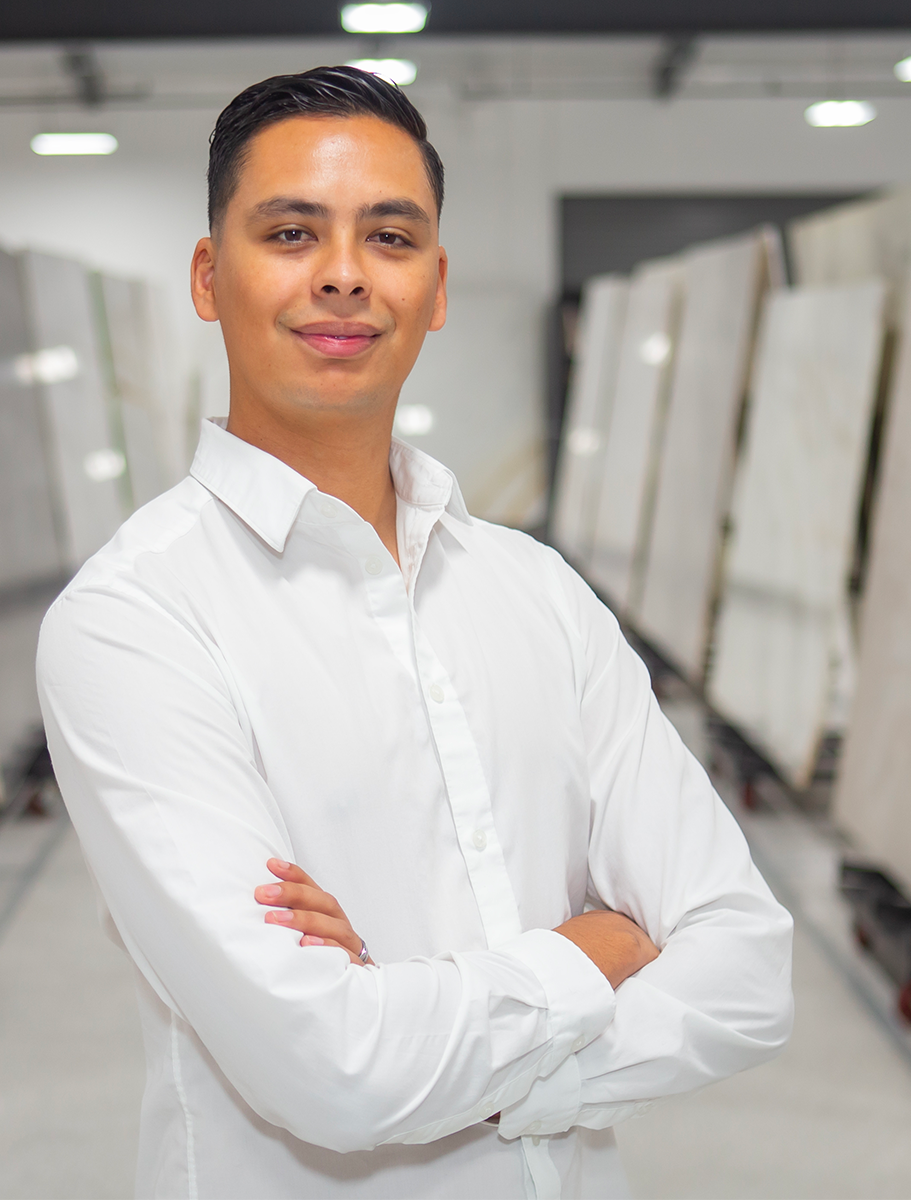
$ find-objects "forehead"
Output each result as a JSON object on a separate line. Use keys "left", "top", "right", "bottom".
{"left": 234, "top": 114, "right": 433, "bottom": 210}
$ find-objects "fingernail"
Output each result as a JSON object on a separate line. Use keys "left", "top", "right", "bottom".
{"left": 271, "top": 859, "right": 291, "bottom": 870}
{"left": 300, "top": 935, "right": 324, "bottom": 946}
{"left": 258, "top": 884, "right": 281, "bottom": 900}
{"left": 267, "top": 910, "right": 294, "bottom": 924}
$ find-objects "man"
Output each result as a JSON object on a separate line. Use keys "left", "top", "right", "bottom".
{"left": 37, "top": 67, "right": 793, "bottom": 1200}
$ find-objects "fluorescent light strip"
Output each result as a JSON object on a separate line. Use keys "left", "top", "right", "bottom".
{"left": 804, "top": 100, "right": 876, "bottom": 128}
{"left": 340, "top": 3, "right": 427, "bottom": 34}
{"left": 346, "top": 58, "right": 417, "bottom": 86}
{"left": 31, "top": 132, "right": 118, "bottom": 156}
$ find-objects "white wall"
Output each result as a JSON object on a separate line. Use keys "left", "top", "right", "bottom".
{"left": 0, "top": 42, "right": 909, "bottom": 505}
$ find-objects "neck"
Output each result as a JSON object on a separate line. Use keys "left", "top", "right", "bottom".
{"left": 226, "top": 400, "right": 400, "bottom": 565}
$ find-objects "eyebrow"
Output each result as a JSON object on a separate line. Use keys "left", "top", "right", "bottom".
{"left": 357, "top": 199, "right": 431, "bottom": 225}
{"left": 249, "top": 196, "right": 431, "bottom": 225}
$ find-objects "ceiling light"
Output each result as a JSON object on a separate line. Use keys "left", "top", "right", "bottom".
{"left": 895, "top": 56, "right": 911, "bottom": 82}
{"left": 346, "top": 58, "right": 417, "bottom": 86}
{"left": 31, "top": 132, "right": 118, "bottom": 156}
{"left": 804, "top": 100, "right": 876, "bottom": 128}
{"left": 340, "top": 3, "right": 427, "bottom": 34}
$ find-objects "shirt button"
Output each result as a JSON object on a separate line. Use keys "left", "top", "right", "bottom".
{"left": 472, "top": 829, "right": 488, "bottom": 851}
{"left": 532, "top": 1135, "right": 542, "bottom": 1147}
{"left": 527, "top": 1121, "right": 542, "bottom": 1134}
{"left": 365, "top": 556, "right": 383, "bottom": 575}
{"left": 318, "top": 500, "right": 336, "bottom": 518}
{"left": 429, "top": 683, "right": 444, "bottom": 703}
{"left": 572, "top": 1035, "right": 586, "bottom": 1052}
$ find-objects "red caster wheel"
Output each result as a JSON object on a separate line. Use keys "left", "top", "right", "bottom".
{"left": 898, "top": 981, "right": 911, "bottom": 1026}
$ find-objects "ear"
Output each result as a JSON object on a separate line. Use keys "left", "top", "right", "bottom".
{"left": 190, "top": 237, "right": 219, "bottom": 322}
{"left": 428, "top": 246, "right": 448, "bottom": 332}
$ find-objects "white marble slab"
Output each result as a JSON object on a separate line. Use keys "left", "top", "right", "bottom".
{"left": 635, "top": 229, "right": 778, "bottom": 680}
{"left": 834, "top": 271, "right": 911, "bottom": 890}
{"left": 0, "top": 249, "right": 63, "bottom": 590}
{"left": 710, "top": 281, "right": 887, "bottom": 788}
{"left": 550, "top": 275, "right": 628, "bottom": 564}
{"left": 789, "top": 186, "right": 911, "bottom": 323}
{"left": 587, "top": 257, "right": 682, "bottom": 613}
{"left": 20, "top": 251, "right": 127, "bottom": 568}
{"left": 397, "top": 285, "right": 547, "bottom": 527}
{"left": 97, "top": 274, "right": 167, "bottom": 509}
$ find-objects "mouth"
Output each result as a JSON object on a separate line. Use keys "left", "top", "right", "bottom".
{"left": 293, "top": 323, "right": 382, "bottom": 360}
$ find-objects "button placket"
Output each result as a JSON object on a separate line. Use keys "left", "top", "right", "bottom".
{"left": 410, "top": 615, "right": 523, "bottom": 949}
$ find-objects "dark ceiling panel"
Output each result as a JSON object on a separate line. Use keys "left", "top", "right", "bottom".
{"left": 2, "top": 0, "right": 911, "bottom": 41}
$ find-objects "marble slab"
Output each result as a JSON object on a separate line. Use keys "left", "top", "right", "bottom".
{"left": 397, "top": 285, "right": 547, "bottom": 527}
{"left": 550, "top": 275, "right": 628, "bottom": 564}
{"left": 635, "top": 229, "right": 778, "bottom": 681}
{"left": 0, "top": 249, "right": 63, "bottom": 591}
{"left": 587, "top": 257, "right": 682, "bottom": 613}
{"left": 834, "top": 270, "right": 911, "bottom": 890}
{"left": 96, "top": 274, "right": 167, "bottom": 509}
{"left": 789, "top": 186, "right": 911, "bottom": 324}
{"left": 710, "top": 281, "right": 887, "bottom": 788}
{"left": 20, "top": 251, "right": 127, "bottom": 568}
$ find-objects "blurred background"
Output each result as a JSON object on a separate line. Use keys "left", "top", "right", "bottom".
{"left": 3, "top": 2, "right": 911, "bottom": 1198}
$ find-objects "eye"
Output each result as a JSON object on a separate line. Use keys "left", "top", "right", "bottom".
{"left": 369, "top": 231, "right": 411, "bottom": 248}
{"left": 275, "top": 228, "right": 311, "bottom": 245}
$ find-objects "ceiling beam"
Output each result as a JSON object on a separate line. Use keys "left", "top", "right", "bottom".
{"left": 2, "top": 0, "right": 911, "bottom": 41}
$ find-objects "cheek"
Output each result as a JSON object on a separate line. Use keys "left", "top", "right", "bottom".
{"left": 219, "top": 261, "right": 291, "bottom": 332}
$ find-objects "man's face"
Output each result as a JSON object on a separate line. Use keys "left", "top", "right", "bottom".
{"left": 192, "top": 114, "right": 447, "bottom": 423}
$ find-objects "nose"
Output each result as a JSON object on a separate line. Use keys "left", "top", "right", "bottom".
{"left": 311, "top": 232, "right": 371, "bottom": 300}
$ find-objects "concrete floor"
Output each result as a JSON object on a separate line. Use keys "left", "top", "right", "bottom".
{"left": 2, "top": 689, "right": 911, "bottom": 1199}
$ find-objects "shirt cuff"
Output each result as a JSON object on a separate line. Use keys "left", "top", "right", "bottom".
{"left": 494, "top": 929, "right": 616, "bottom": 1139}
{"left": 503, "top": 929, "right": 616, "bottom": 1065}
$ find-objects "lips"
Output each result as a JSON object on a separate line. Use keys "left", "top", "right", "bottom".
{"left": 293, "top": 322, "right": 382, "bottom": 359}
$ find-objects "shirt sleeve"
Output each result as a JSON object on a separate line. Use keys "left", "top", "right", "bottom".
{"left": 497, "top": 553, "right": 794, "bottom": 1139}
{"left": 36, "top": 578, "right": 615, "bottom": 1154}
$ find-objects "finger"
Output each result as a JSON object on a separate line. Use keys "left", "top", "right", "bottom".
{"left": 299, "top": 935, "right": 364, "bottom": 966}
{"left": 264, "top": 909, "right": 362, "bottom": 955}
{"left": 254, "top": 881, "right": 343, "bottom": 918}
{"left": 266, "top": 858, "right": 320, "bottom": 889}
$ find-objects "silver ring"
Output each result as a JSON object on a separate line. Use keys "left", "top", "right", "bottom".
{"left": 358, "top": 938, "right": 369, "bottom": 965}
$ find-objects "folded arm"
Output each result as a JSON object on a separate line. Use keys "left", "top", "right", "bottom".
{"left": 496, "top": 555, "right": 794, "bottom": 1139}
{"left": 37, "top": 583, "right": 616, "bottom": 1154}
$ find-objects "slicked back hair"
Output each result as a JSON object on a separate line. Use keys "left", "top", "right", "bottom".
{"left": 207, "top": 65, "right": 444, "bottom": 233}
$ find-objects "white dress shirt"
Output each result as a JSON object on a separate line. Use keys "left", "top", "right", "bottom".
{"left": 37, "top": 419, "right": 793, "bottom": 1200}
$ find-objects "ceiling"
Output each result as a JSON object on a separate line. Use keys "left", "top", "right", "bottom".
{"left": 2, "top": 0, "right": 911, "bottom": 42}
{"left": 2, "top": 34, "right": 910, "bottom": 109}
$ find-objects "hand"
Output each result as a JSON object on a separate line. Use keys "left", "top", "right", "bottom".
{"left": 555, "top": 910, "right": 659, "bottom": 989}
{"left": 254, "top": 859, "right": 373, "bottom": 966}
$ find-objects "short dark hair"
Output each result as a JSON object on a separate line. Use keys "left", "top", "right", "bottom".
{"left": 207, "top": 65, "right": 444, "bottom": 232}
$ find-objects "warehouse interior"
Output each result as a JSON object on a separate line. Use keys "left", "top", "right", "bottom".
{"left": 3, "top": 2, "right": 911, "bottom": 1198}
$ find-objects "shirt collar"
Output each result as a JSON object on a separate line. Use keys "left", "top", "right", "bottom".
{"left": 190, "top": 419, "right": 471, "bottom": 553}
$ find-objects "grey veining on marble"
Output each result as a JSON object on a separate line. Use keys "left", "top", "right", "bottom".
{"left": 587, "top": 257, "right": 682, "bottom": 613}
{"left": 0, "top": 250, "right": 63, "bottom": 591}
{"left": 710, "top": 281, "right": 887, "bottom": 788}
{"left": 96, "top": 274, "right": 167, "bottom": 510}
{"left": 789, "top": 186, "right": 911, "bottom": 323}
{"left": 551, "top": 275, "right": 628, "bottom": 565}
{"left": 20, "top": 252, "right": 127, "bottom": 568}
{"left": 834, "top": 271, "right": 911, "bottom": 892}
{"left": 634, "top": 229, "right": 778, "bottom": 681}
